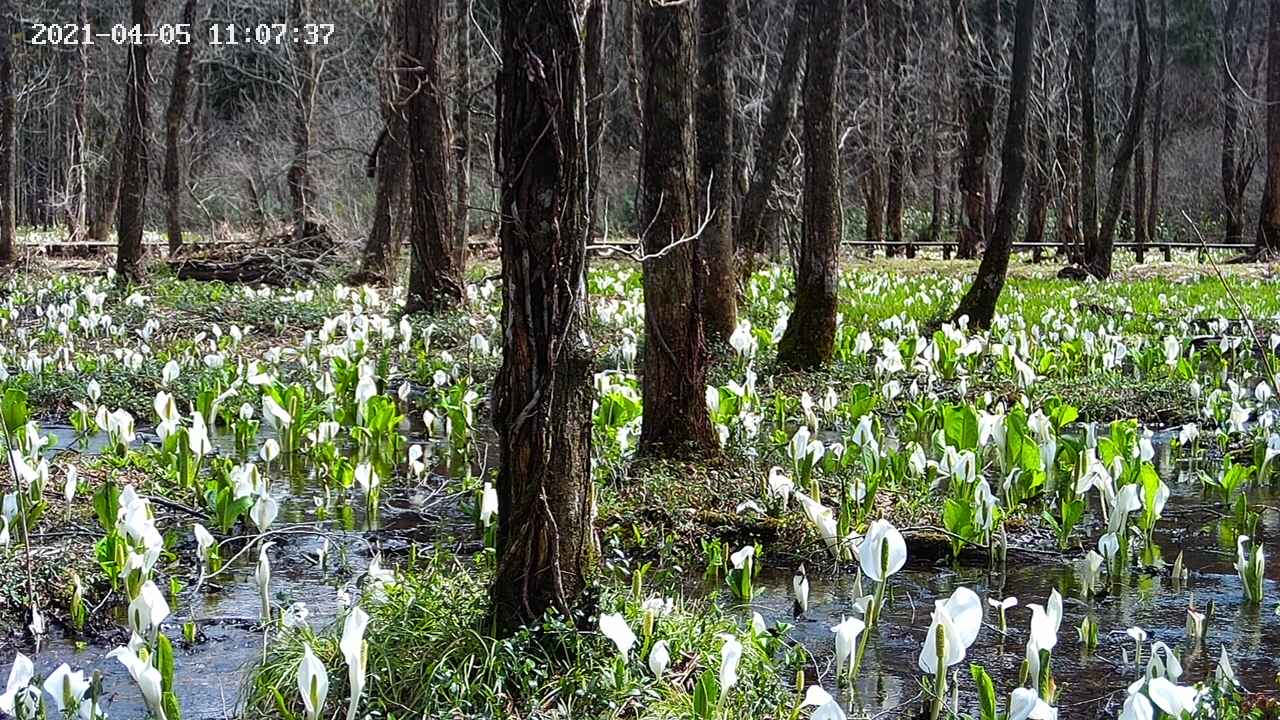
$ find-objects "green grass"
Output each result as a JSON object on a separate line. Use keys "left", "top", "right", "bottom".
{"left": 243, "top": 553, "right": 802, "bottom": 720}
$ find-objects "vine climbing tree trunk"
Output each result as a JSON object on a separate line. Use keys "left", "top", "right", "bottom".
{"left": 491, "top": 0, "right": 597, "bottom": 635}
{"left": 637, "top": 0, "right": 719, "bottom": 458}
{"left": 952, "top": 0, "right": 1038, "bottom": 328}
{"left": 116, "top": 0, "right": 151, "bottom": 282}
{"left": 776, "top": 0, "right": 846, "bottom": 369}
{"left": 696, "top": 0, "right": 738, "bottom": 342}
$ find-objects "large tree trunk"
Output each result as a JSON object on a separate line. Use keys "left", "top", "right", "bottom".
{"left": 585, "top": 0, "right": 606, "bottom": 235}
{"left": 491, "top": 0, "right": 597, "bottom": 635}
{"left": 1089, "top": 0, "right": 1149, "bottom": 279}
{"left": 1148, "top": 0, "right": 1167, "bottom": 252}
{"left": 116, "top": 0, "right": 151, "bottom": 282}
{"left": 952, "top": 0, "right": 1038, "bottom": 328}
{"left": 638, "top": 0, "right": 718, "bottom": 457}
{"left": 954, "top": 0, "right": 999, "bottom": 259}
{"left": 776, "top": 0, "right": 846, "bottom": 369}
{"left": 738, "top": 1, "right": 807, "bottom": 266}
{"left": 1260, "top": 0, "right": 1280, "bottom": 251}
{"left": 288, "top": 0, "right": 317, "bottom": 243}
{"left": 453, "top": 0, "right": 472, "bottom": 251}
{"left": 1221, "top": 0, "right": 1249, "bottom": 244}
{"left": 1076, "top": 0, "right": 1099, "bottom": 266}
{"left": 402, "top": 0, "right": 462, "bottom": 312}
{"left": 164, "top": 0, "right": 200, "bottom": 255}
{"left": 696, "top": 0, "right": 738, "bottom": 341}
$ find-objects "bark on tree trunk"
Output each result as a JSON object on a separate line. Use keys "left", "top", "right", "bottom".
{"left": 1077, "top": 0, "right": 1100, "bottom": 266}
{"left": 776, "top": 0, "right": 846, "bottom": 369}
{"left": 585, "top": 0, "right": 606, "bottom": 236}
{"left": 164, "top": 0, "right": 200, "bottom": 255}
{"left": 453, "top": 0, "right": 472, "bottom": 251}
{"left": 491, "top": 0, "right": 598, "bottom": 635}
{"left": 289, "top": 0, "right": 317, "bottom": 243}
{"left": 738, "top": 1, "right": 807, "bottom": 267}
{"left": 952, "top": 0, "right": 1037, "bottom": 328}
{"left": 1089, "top": 0, "right": 1149, "bottom": 280}
{"left": 0, "top": 0, "right": 14, "bottom": 265}
{"left": 402, "top": 0, "right": 462, "bottom": 312}
{"left": 116, "top": 0, "right": 151, "bottom": 282}
{"left": 954, "top": 0, "right": 998, "bottom": 259}
{"left": 696, "top": 0, "right": 738, "bottom": 342}
{"left": 638, "top": 0, "right": 719, "bottom": 457}
{"left": 1259, "top": 0, "right": 1280, "bottom": 251}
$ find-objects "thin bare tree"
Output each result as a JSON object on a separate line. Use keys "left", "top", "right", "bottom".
{"left": 953, "top": 0, "right": 1039, "bottom": 328}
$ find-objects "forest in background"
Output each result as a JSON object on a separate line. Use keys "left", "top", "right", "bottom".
{"left": 0, "top": 0, "right": 1273, "bottom": 270}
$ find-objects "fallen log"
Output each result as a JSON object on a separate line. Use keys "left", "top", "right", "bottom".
{"left": 170, "top": 222, "right": 335, "bottom": 286}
